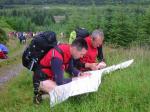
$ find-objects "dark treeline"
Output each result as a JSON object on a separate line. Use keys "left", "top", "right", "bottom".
{"left": 0, "top": 4, "right": 150, "bottom": 47}
{"left": 0, "top": 0, "right": 150, "bottom": 5}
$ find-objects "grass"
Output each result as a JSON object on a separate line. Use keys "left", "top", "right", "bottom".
{"left": 0, "top": 46, "right": 150, "bottom": 112}
{"left": 0, "top": 38, "right": 25, "bottom": 68}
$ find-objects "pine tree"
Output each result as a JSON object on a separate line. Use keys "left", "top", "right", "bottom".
{"left": 139, "top": 8, "right": 150, "bottom": 45}
{"left": 103, "top": 7, "right": 114, "bottom": 43}
{"left": 109, "top": 7, "right": 135, "bottom": 47}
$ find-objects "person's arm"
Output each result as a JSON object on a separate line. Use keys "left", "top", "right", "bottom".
{"left": 97, "top": 46, "right": 105, "bottom": 62}
{"left": 74, "top": 59, "right": 98, "bottom": 70}
{"left": 51, "top": 57, "right": 72, "bottom": 85}
{"left": 73, "top": 59, "right": 85, "bottom": 69}
{"left": 67, "top": 58, "right": 81, "bottom": 77}
{"left": 96, "top": 46, "right": 107, "bottom": 69}
{"left": 67, "top": 59, "right": 92, "bottom": 80}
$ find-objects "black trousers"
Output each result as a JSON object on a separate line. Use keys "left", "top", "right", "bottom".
{"left": 33, "top": 69, "right": 48, "bottom": 96}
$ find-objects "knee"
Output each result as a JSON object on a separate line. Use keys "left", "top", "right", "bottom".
{"left": 39, "top": 80, "right": 56, "bottom": 93}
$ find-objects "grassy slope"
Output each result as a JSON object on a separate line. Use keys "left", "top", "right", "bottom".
{"left": 0, "top": 38, "right": 25, "bottom": 69}
{"left": 0, "top": 19, "right": 14, "bottom": 33}
{"left": 0, "top": 46, "right": 150, "bottom": 112}
{"left": 0, "top": 19, "right": 21, "bottom": 68}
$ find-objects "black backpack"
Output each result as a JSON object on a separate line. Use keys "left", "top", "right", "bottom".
{"left": 75, "top": 28, "right": 90, "bottom": 38}
{"left": 22, "top": 31, "right": 63, "bottom": 71}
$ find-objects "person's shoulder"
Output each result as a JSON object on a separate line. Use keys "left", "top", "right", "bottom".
{"left": 53, "top": 49, "right": 63, "bottom": 60}
{"left": 86, "top": 35, "right": 91, "bottom": 39}
{"left": 58, "top": 44, "right": 70, "bottom": 49}
{"left": 85, "top": 36, "right": 92, "bottom": 44}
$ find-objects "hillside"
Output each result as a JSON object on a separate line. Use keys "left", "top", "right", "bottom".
{"left": 0, "top": 45, "right": 150, "bottom": 112}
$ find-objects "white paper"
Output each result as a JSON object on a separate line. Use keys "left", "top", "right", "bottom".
{"left": 49, "top": 59, "right": 134, "bottom": 107}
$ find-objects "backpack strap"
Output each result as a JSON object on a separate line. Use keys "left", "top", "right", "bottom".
{"left": 54, "top": 46, "right": 64, "bottom": 60}
{"left": 40, "top": 46, "right": 64, "bottom": 69}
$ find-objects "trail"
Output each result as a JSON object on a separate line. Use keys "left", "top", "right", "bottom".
{"left": 0, "top": 63, "right": 23, "bottom": 86}
{"left": 0, "top": 44, "right": 26, "bottom": 87}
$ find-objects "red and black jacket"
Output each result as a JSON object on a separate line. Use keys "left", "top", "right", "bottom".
{"left": 74, "top": 36, "right": 104, "bottom": 71}
{"left": 40, "top": 44, "right": 79, "bottom": 85}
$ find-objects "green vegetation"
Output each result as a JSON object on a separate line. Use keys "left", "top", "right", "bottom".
{"left": 0, "top": 46, "right": 150, "bottom": 112}
{"left": 0, "top": 2, "right": 150, "bottom": 112}
{"left": 0, "top": 27, "right": 8, "bottom": 44}
{"left": 0, "top": 4, "right": 150, "bottom": 46}
{"left": 0, "top": 38, "right": 24, "bottom": 68}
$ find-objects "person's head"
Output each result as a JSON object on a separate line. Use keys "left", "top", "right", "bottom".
{"left": 91, "top": 29, "right": 104, "bottom": 48}
{"left": 70, "top": 38, "right": 88, "bottom": 59}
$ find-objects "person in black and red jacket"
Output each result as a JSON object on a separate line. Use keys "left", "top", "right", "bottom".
{"left": 33, "top": 38, "right": 91, "bottom": 104}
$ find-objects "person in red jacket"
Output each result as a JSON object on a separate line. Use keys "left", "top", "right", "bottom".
{"left": 74, "top": 29, "right": 106, "bottom": 71}
{"left": 0, "top": 44, "right": 8, "bottom": 59}
{"left": 33, "top": 38, "right": 90, "bottom": 104}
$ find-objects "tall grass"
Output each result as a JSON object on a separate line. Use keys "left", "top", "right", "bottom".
{"left": 0, "top": 46, "right": 150, "bottom": 112}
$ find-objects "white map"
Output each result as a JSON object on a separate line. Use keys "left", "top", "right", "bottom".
{"left": 49, "top": 59, "right": 134, "bottom": 107}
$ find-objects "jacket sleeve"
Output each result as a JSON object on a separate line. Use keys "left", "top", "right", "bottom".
{"left": 67, "top": 58, "right": 80, "bottom": 77}
{"left": 97, "top": 46, "right": 105, "bottom": 62}
{"left": 51, "top": 57, "right": 72, "bottom": 85}
{"left": 73, "top": 59, "right": 85, "bottom": 69}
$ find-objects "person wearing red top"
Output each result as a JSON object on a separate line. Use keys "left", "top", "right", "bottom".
{"left": 33, "top": 38, "right": 90, "bottom": 104}
{"left": 74, "top": 29, "right": 107, "bottom": 71}
{"left": 0, "top": 44, "right": 8, "bottom": 59}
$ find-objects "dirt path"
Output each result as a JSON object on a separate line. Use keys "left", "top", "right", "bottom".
{"left": 0, "top": 63, "right": 23, "bottom": 86}
{"left": 0, "top": 44, "right": 26, "bottom": 86}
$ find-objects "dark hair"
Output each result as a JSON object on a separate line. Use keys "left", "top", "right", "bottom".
{"left": 71, "top": 38, "right": 88, "bottom": 51}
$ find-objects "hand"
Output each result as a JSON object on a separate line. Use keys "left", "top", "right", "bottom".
{"left": 72, "top": 72, "right": 91, "bottom": 81}
{"left": 39, "top": 80, "right": 56, "bottom": 93}
{"left": 78, "top": 73, "right": 91, "bottom": 79}
{"left": 85, "top": 63, "right": 98, "bottom": 70}
{"left": 80, "top": 72, "right": 91, "bottom": 77}
{"left": 96, "top": 61, "right": 106, "bottom": 69}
